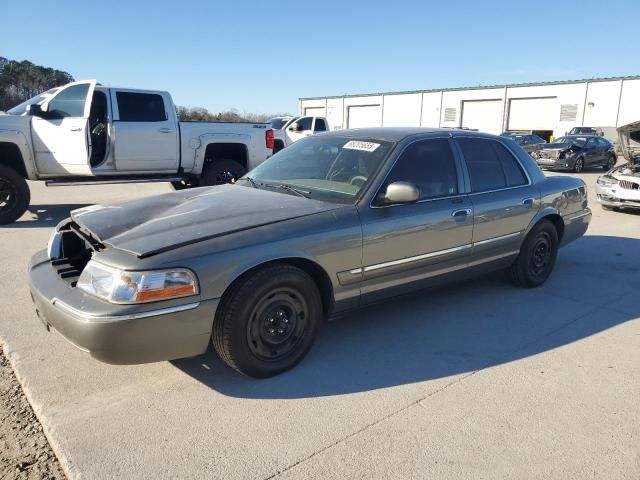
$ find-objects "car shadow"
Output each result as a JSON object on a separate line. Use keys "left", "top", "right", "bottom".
{"left": 173, "top": 235, "right": 639, "bottom": 399}
{"left": 3, "top": 204, "right": 90, "bottom": 229}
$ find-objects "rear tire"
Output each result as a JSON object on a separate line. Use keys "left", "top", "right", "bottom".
{"left": 508, "top": 219, "right": 559, "bottom": 288}
{"left": 201, "top": 159, "right": 246, "bottom": 187}
{"left": 604, "top": 154, "right": 616, "bottom": 170}
{"left": 212, "top": 264, "right": 322, "bottom": 378}
{"left": 0, "top": 165, "right": 30, "bottom": 225}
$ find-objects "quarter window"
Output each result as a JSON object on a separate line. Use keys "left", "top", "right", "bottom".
{"left": 382, "top": 138, "right": 458, "bottom": 201}
{"left": 116, "top": 92, "right": 167, "bottom": 122}
{"left": 457, "top": 138, "right": 527, "bottom": 192}
{"left": 47, "top": 84, "right": 90, "bottom": 118}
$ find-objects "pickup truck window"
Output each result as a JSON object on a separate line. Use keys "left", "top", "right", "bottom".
{"left": 458, "top": 138, "right": 527, "bottom": 192}
{"left": 116, "top": 92, "right": 167, "bottom": 122}
{"left": 314, "top": 119, "right": 327, "bottom": 132}
{"left": 297, "top": 117, "right": 313, "bottom": 131}
{"left": 383, "top": 138, "right": 458, "bottom": 200}
{"left": 47, "top": 84, "right": 90, "bottom": 118}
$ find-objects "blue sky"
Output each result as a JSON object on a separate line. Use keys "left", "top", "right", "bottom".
{"left": 2, "top": 0, "right": 639, "bottom": 115}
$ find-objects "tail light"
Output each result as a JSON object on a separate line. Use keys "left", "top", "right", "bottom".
{"left": 265, "top": 129, "right": 274, "bottom": 149}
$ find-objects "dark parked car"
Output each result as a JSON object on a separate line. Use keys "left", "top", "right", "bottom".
{"left": 533, "top": 135, "right": 616, "bottom": 172}
{"left": 501, "top": 133, "right": 547, "bottom": 154}
{"left": 29, "top": 128, "right": 591, "bottom": 378}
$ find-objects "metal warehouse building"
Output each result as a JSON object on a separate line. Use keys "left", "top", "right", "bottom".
{"left": 299, "top": 76, "right": 640, "bottom": 141}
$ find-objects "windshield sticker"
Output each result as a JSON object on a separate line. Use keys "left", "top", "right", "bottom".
{"left": 343, "top": 140, "right": 380, "bottom": 152}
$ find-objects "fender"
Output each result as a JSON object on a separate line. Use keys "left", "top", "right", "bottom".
{"left": 191, "top": 133, "right": 251, "bottom": 176}
{"left": 0, "top": 129, "right": 38, "bottom": 180}
{"left": 523, "top": 205, "right": 561, "bottom": 239}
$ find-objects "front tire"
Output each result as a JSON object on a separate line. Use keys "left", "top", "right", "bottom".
{"left": 212, "top": 264, "right": 322, "bottom": 378}
{"left": 573, "top": 157, "right": 584, "bottom": 173}
{"left": 201, "top": 159, "right": 246, "bottom": 187}
{"left": 0, "top": 165, "right": 30, "bottom": 225}
{"left": 508, "top": 219, "right": 559, "bottom": 288}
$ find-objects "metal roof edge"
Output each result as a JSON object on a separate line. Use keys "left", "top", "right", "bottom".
{"left": 299, "top": 75, "right": 640, "bottom": 101}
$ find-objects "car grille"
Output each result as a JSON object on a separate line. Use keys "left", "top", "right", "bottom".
{"left": 619, "top": 180, "right": 640, "bottom": 190}
{"left": 538, "top": 150, "right": 560, "bottom": 160}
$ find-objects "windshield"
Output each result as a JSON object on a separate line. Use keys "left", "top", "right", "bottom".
{"left": 6, "top": 88, "right": 60, "bottom": 115}
{"left": 240, "top": 136, "right": 394, "bottom": 204}
{"left": 510, "top": 136, "right": 526, "bottom": 144}
{"left": 270, "top": 117, "right": 295, "bottom": 129}
{"left": 553, "top": 136, "right": 587, "bottom": 147}
{"left": 569, "top": 127, "right": 596, "bottom": 135}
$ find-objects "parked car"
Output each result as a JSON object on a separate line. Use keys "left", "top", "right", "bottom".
{"left": 270, "top": 115, "right": 330, "bottom": 153}
{"left": 532, "top": 135, "right": 616, "bottom": 172}
{"left": 0, "top": 80, "right": 274, "bottom": 224}
{"left": 500, "top": 132, "right": 547, "bottom": 154}
{"left": 568, "top": 126, "right": 620, "bottom": 155}
{"left": 596, "top": 120, "right": 640, "bottom": 210}
{"left": 29, "top": 128, "right": 591, "bottom": 377}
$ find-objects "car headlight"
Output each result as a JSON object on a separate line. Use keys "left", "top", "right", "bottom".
{"left": 77, "top": 261, "right": 199, "bottom": 304}
{"left": 596, "top": 176, "right": 619, "bottom": 187}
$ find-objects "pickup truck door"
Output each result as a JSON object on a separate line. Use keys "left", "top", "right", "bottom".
{"left": 454, "top": 136, "right": 539, "bottom": 265}
{"left": 358, "top": 137, "right": 473, "bottom": 303}
{"left": 31, "top": 80, "right": 96, "bottom": 176}
{"left": 285, "top": 117, "right": 313, "bottom": 145}
{"left": 110, "top": 90, "right": 179, "bottom": 171}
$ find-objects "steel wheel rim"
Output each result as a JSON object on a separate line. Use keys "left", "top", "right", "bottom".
{"left": 0, "top": 178, "right": 16, "bottom": 209}
{"left": 247, "top": 287, "right": 309, "bottom": 362}
{"left": 529, "top": 232, "right": 552, "bottom": 282}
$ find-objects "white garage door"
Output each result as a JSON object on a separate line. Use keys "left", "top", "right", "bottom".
{"left": 305, "top": 106, "right": 326, "bottom": 117}
{"left": 347, "top": 105, "right": 381, "bottom": 128}
{"left": 508, "top": 97, "right": 557, "bottom": 131}
{"left": 461, "top": 100, "right": 503, "bottom": 134}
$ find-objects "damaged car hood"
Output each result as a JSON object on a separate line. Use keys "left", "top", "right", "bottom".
{"left": 617, "top": 120, "right": 640, "bottom": 162}
{"left": 70, "top": 185, "right": 342, "bottom": 257}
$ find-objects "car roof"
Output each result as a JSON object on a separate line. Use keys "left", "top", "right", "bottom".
{"left": 320, "top": 127, "right": 499, "bottom": 142}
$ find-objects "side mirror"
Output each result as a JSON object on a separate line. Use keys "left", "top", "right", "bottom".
{"left": 382, "top": 181, "right": 420, "bottom": 204}
{"left": 289, "top": 123, "right": 303, "bottom": 132}
{"left": 27, "top": 104, "right": 44, "bottom": 117}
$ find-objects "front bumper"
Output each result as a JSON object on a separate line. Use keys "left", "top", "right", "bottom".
{"left": 595, "top": 185, "right": 640, "bottom": 209}
{"left": 28, "top": 249, "right": 219, "bottom": 364}
{"left": 535, "top": 156, "right": 574, "bottom": 170}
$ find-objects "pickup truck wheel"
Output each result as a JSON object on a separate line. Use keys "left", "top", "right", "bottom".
{"left": 201, "top": 159, "right": 247, "bottom": 186}
{"left": 212, "top": 264, "right": 322, "bottom": 378}
{"left": 508, "top": 219, "right": 558, "bottom": 288}
{"left": 0, "top": 165, "right": 30, "bottom": 225}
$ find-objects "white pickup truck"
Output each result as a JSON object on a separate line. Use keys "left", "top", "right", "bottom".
{"left": 270, "top": 115, "right": 329, "bottom": 153}
{"left": 0, "top": 80, "right": 274, "bottom": 224}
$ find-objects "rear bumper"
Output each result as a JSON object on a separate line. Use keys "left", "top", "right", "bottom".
{"left": 29, "top": 249, "right": 218, "bottom": 364}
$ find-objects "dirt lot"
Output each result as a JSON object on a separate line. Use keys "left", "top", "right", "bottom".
{"left": 0, "top": 347, "right": 64, "bottom": 480}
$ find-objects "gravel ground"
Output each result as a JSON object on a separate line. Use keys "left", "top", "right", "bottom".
{"left": 0, "top": 347, "right": 65, "bottom": 480}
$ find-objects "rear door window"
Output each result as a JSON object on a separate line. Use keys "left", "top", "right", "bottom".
{"left": 457, "top": 137, "right": 527, "bottom": 192}
{"left": 314, "top": 119, "right": 327, "bottom": 132}
{"left": 116, "top": 92, "right": 167, "bottom": 122}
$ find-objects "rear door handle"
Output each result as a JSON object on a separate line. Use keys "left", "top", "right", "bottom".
{"left": 452, "top": 208, "right": 472, "bottom": 217}
{"left": 522, "top": 198, "right": 535, "bottom": 207}
{"left": 69, "top": 127, "right": 82, "bottom": 132}
{"left": 158, "top": 128, "right": 174, "bottom": 133}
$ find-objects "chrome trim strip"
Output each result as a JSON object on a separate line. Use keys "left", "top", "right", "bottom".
{"left": 51, "top": 299, "right": 200, "bottom": 323}
{"left": 349, "top": 268, "right": 363, "bottom": 274}
{"left": 473, "top": 231, "right": 522, "bottom": 247}
{"left": 363, "top": 244, "right": 472, "bottom": 272}
{"left": 565, "top": 210, "right": 592, "bottom": 222}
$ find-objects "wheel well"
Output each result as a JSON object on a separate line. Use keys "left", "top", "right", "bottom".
{"left": 222, "top": 258, "right": 334, "bottom": 317}
{"left": 0, "top": 142, "right": 27, "bottom": 178}
{"left": 543, "top": 214, "right": 564, "bottom": 242}
{"left": 273, "top": 139, "right": 284, "bottom": 150}
{"left": 204, "top": 143, "right": 248, "bottom": 170}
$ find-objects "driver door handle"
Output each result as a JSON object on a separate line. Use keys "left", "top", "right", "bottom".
{"left": 69, "top": 127, "right": 82, "bottom": 132}
{"left": 522, "top": 198, "right": 535, "bottom": 207}
{"left": 158, "top": 128, "right": 174, "bottom": 133}
{"left": 452, "top": 208, "right": 472, "bottom": 217}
